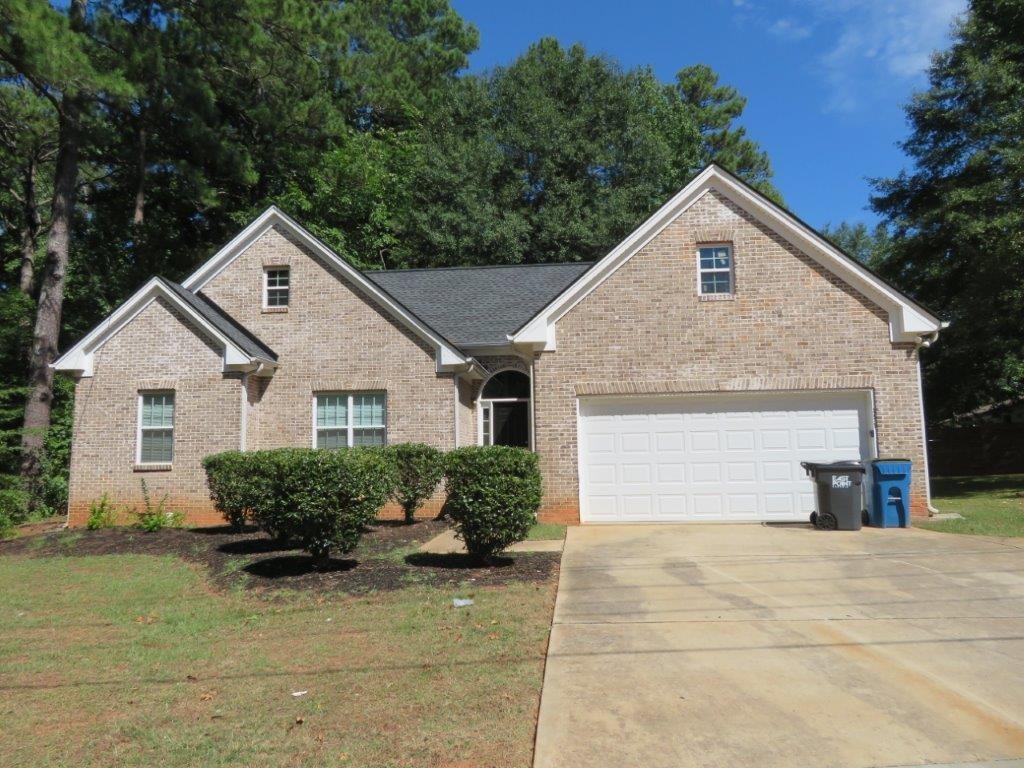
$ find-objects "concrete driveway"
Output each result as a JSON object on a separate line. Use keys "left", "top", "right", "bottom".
{"left": 533, "top": 524, "right": 1024, "bottom": 768}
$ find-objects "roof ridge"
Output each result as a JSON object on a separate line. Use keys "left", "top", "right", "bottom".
{"left": 366, "top": 261, "right": 594, "bottom": 275}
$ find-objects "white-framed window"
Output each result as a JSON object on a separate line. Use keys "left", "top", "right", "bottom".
{"left": 314, "top": 392, "right": 386, "bottom": 448}
{"left": 264, "top": 267, "right": 290, "bottom": 308}
{"left": 138, "top": 391, "right": 174, "bottom": 464}
{"left": 697, "top": 244, "right": 733, "bottom": 295}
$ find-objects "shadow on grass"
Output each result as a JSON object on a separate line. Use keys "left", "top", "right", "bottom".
{"left": 404, "top": 552, "right": 513, "bottom": 569}
{"left": 932, "top": 474, "right": 1024, "bottom": 499}
{"left": 244, "top": 555, "right": 358, "bottom": 578}
{"left": 217, "top": 538, "right": 297, "bottom": 556}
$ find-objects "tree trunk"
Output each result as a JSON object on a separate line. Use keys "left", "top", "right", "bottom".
{"left": 19, "top": 1, "right": 86, "bottom": 492}
{"left": 18, "top": 158, "right": 40, "bottom": 295}
{"left": 132, "top": 122, "right": 145, "bottom": 225}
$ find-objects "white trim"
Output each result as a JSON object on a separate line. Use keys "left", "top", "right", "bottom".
{"left": 511, "top": 164, "right": 943, "bottom": 350}
{"left": 696, "top": 242, "right": 734, "bottom": 297}
{"left": 181, "top": 206, "right": 469, "bottom": 373}
{"left": 136, "top": 390, "right": 175, "bottom": 466}
{"left": 51, "top": 277, "right": 275, "bottom": 377}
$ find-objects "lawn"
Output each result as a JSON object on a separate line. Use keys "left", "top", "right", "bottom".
{"left": 921, "top": 474, "right": 1024, "bottom": 537}
{"left": 525, "top": 522, "right": 566, "bottom": 541}
{"left": 0, "top": 524, "right": 559, "bottom": 767}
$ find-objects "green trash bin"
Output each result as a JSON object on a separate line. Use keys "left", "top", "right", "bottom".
{"left": 801, "top": 461, "right": 866, "bottom": 531}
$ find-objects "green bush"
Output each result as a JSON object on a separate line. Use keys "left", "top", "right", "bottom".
{"left": 444, "top": 446, "right": 541, "bottom": 560}
{"left": 203, "top": 447, "right": 395, "bottom": 566}
{"left": 133, "top": 479, "right": 184, "bottom": 532}
{"left": 86, "top": 494, "right": 118, "bottom": 530}
{"left": 202, "top": 451, "right": 258, "bottom": 530}
{"left": 0, "top": 487, "right": 30, "bottom": 526}
{"left": 387, "top": 443, "right": 445, "bottom": 523}
{"left": 0, "top": 509, "right": 14, "bottom": 540}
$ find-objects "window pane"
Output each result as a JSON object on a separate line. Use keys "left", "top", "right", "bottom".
{"left": 482, "top": 370, "right": 530, "bottom": 399}
{"left": 353, "top": 393, "right": 385, "bottom": 427}
{"left": 266, "top": 269, "right": 290, "bottom": 306}
{"left": 141, "top": 429, "right": 173, "bottom": 463}
{"left": 316, "top": 395, "right": 347, "bottom": 428}
{"left": 267, "top": 288, "right": 289, "bottom": 307}
{"left": 353, "top": 427, "right": 386, "bottom": 447}
{"left": 317, "top": 428, "right": 347, "bottom": 449}
{"left": 141, "top": 393, "right": 174, "bottom": 428}
{"left": 699, "top": 246, "right": 731, "bottom": 270}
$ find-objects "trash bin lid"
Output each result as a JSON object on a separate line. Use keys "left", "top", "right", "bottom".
{"left": 800, "top": 460, "right": 865, "bottom": 474}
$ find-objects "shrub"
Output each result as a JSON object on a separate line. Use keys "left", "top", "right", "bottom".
{"left": 0, "top": 509, "right": 14, "bottom": 540}
{"left": 205, "top": 448, "right": 395, "bottom": 566}
{"left": 86, "top": 494, "right": 118, "bottom": 530}
{"left": 0, "top": 487, "right": 30, "bottom": 526}
{"left": 444, "top": 446, "right": 541, "bottom": 560}
{"left": 387, "top": 443, "right": 445, "bottom": 523}
{"left": 133, "top": 479, "right": 184, "bottom": 532}
{"left": 202, "top": 451, "right": 257, "bottom": 531}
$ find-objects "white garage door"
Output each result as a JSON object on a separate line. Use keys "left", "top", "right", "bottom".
{"left": 579, "top": 392, "right": 874, "bottom": 523}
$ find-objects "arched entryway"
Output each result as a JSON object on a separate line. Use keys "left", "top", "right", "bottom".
{"left": 478, "top": 369, "right": 531, "bottom": 448}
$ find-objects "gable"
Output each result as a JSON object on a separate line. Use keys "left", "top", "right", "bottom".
{"left": 512, "top": 164, "right": 943, "bottom": 351}
{"left": 200, "top": 224, "right": 447, "bottom": 367}
{"left": 53, "top": 277, "right": 275, "bottom": 378}
{"left": 181, "top": 206, "right": 470, "bottom": 372}
{"left": 554, "top": 190, "right": 895, "bottom": 350}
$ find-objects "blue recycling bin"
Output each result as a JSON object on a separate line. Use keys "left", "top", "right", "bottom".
{"left": 869, "top": 459, "right": 912, "bottom": 528}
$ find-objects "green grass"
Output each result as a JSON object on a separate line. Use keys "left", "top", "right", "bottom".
{"left": 920, "top": 474, "right": 1024, "bottom": 537}
{"left": 0, "top": 552, "right": 556, "bottom": 767}
{"left": 526, "top": 522, "right": 566, "bottom": 541}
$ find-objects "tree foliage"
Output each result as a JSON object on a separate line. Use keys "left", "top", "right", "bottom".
{"left": 871, "top": 0, "right": 1024, "bottom": 419}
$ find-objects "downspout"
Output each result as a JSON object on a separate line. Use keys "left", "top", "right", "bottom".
{"left": 529, "top": 356, "right": 537, "bottom": 451}
{"left": 915, "top": 354, "right": 939, "bottom": 515}
{"left": 453, "top": 376, "right": 460, "bottom": 449}
{"left": 240, "top": 373, "right": 248, "bottom": 452}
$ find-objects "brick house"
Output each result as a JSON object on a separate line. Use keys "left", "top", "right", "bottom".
{"left": 54, "top": 165, "right": 943, "bottom": 526}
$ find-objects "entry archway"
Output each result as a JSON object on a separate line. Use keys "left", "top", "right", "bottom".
{"left": 478, "top": 369, "right": 531, "bottom": 448}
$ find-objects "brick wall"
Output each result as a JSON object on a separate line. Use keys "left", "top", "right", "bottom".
{"left": 68, "top": 225, "right": 456, "bottom": 526}
{"left": 533, "top": 190, "right": 929, "bottom": 523}
{"left": 67, "top": 298, "right": 242, "bottom": 526}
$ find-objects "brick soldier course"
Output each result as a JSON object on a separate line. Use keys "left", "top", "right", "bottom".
{"left": 56, "top": 165, "right": 943, "bottom": 527}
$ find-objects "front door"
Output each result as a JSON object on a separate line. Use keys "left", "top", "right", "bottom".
{"left": 491, "top": 400, "right": 530, "bottom": 448}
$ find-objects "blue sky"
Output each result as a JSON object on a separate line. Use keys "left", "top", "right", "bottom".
{"left": 450, "top": 0, "right": 966, "bottom": 229}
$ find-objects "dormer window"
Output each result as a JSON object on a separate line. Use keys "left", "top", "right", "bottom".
{"left": 264, "top": 267, "right": 290, "bottom": 309}
{"left": 698, "top": 245, "right": 733, "bottom": 296}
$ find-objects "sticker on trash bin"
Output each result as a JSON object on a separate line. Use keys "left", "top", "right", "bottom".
{"left": 831, "top": 475, "right": 852, "bottom": 489}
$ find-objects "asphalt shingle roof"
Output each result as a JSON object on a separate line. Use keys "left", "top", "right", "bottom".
{"left": 365, "top": 262, "right": 593, "bottom": 346}
{"left": 158, "top": 277, "right": 278, "bottom": 361}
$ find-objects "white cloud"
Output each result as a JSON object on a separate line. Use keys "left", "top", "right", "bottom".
{"left": 768, "top": 18, "right": 812, "bottom": 41}
{"left": 725, "top": 0, "right": 967, "bottom": 112}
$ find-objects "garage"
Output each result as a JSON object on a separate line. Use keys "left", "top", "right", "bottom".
{"left": 578, "top": 391, "right": 875, "bottom": 523}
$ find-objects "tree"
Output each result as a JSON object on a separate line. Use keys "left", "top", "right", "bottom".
{"left": 821, "top": 221, "right": 892, "bottom": 270}
{"left": 871, "top": 0, "right": 1024, "bottom": 420}
{"left": 0, "top": 0, "right": 133, "bottom": 495}
{"left": 0, "top": 84, "right": 56, "bottom": 295}
{"left": 399, "top": 39, "right": 776, "bottom": 267}
{"left": 667, "top": 64, "right": 778, "bottom": 199}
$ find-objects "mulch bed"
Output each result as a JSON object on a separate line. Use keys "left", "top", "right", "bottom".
{"left": 0, "top": 519, "right": 560, "bottom": 596}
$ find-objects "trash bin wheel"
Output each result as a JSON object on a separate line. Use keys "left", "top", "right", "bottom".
{"left": 817, "top": 512, "right": 838, "bottom": 530}
{"left": 809, "top": 511, "right": 818, "bottom": 526}
{"left": 862, "top": 509, "right": 870, "bottom": 527}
